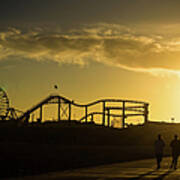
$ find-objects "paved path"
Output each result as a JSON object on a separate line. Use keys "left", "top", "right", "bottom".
{"left": 7, "top": 157, "right": 180, "bottom": 180}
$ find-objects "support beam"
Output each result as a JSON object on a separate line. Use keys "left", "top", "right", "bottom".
{"left": 144, "top": 103, "right": 149, "bottom": 123}
{"left": 39, "top": 106, "right": 43, "bottom": 123}
{"left": 58, "top": 98, "right": 61, "bottom": 121}
{"left": 91, "top": 114, "right": 94, "bottom": 122}
{"left": 122, "top": 101, "right": 125, "bottom": 128}
{"left": 85, "top": 106, "right": 88, "bottom": 123}
{"left": 69, "top": 103, "right": 71, "bottom": 122}
{"left": 107, "top": 109, "right": 110, "bottom": 127}
{"left": 32, "top": 114, "right": 34, "bottom": 123}
{"left": 102, "top": 102, "right": 106, "bottom": 126}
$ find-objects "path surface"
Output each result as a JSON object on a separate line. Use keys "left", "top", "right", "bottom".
{"left": 7, "top": 157, "right": 180, "bottom": 180}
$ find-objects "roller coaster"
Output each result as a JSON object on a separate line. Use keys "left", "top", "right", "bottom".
{"left": 17, "top": 94, "right": 149, "bottom": 128}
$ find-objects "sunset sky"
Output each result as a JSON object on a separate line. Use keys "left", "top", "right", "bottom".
{"left": 1, "top": 0, "right": 180, "bottom": 122}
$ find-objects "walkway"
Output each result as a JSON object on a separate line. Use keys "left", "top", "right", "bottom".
{"left": 7, "top": 157, "right": 180, "bottom": 180}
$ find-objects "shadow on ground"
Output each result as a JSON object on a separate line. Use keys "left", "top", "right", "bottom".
{"left": 36, "top": 169, "right": 175, "bottom": 180}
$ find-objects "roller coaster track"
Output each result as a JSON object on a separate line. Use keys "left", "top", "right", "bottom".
{"left": 18, "top": 94, "right": 149, "bottom": 128}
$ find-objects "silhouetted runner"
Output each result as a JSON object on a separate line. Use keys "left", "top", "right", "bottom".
{"left": 154, "top": 134, "right": 165, "bottom": 169}
{"left": 170, "top": 135, "right": 180, "bottom": 169}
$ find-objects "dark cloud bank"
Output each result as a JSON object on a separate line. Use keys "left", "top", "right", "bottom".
{"left": 1, "top": 24, "right": 180, "bottom": 74}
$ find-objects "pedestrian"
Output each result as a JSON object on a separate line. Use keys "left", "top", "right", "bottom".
{"left": 170, "top": 134, "right": 180, "bottom": 169}
{"left": 154, "top": 134, "right": 165, "bottom": 169}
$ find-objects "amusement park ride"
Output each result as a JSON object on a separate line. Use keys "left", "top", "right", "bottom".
{"left": 0, "top": 88, "right": 23, "bottom": 121}
{"left": 0, "top": 88, "right": 149, "bottom": 128}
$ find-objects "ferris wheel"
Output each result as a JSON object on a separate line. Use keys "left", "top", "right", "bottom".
{"left": 0, "top": 88, "right": 9, "bottom": 120}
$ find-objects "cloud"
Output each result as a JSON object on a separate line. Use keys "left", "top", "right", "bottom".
{"left": 1, "top": 24, "right": 180, "bottom": 74}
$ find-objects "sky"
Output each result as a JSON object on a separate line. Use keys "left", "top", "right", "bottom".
{"left": 1, "top": 0, "right": 180, "bottom": 123}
